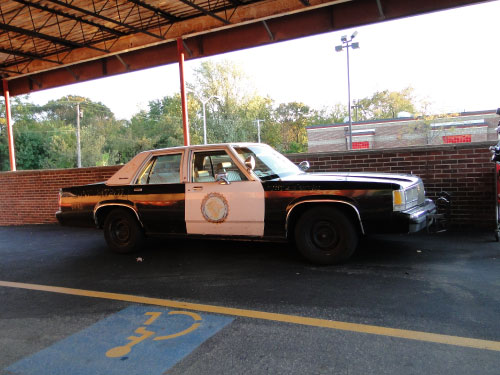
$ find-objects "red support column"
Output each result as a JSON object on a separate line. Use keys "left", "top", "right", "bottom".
{"left": 2, "top": 80, "right": 16, "bottom": 171}
{"left": 177, "top": 38, "right": 190, "bottom": 146}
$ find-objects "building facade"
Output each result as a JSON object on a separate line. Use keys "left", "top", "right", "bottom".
{"left": 307, "top": 110, "right": 499, "bottom": 153}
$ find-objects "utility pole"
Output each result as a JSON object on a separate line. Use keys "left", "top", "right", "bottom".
{"left": 76, "top": 103, "right": 82, "bottom": 168}
{"left": 254, "top": 119, "right": 264, "bottom": 143}
{"left": 191, "top": 92, "right": 221, "bottom": 144}
{"left": 352, "top": 99, "right": 361, "bottom": 122}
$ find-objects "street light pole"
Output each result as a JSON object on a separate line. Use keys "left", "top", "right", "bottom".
{"left": 254, "top": 119, "right": 264, "bottom": 143}
{"left": 346, "top": 44, "right": 352, "bottom": 150}
{"left": 193, "top": 93, "right": 221, "bottom": 144}
{"left": 76, "top": 103, "right": 82, "bottom": 168}
{"left": 336, "top": 31, "right": 359, "bottom": 150}
{"left": 201, "top": 100, "right": 208, "bottom": 145}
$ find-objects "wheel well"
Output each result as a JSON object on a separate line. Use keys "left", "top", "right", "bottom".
{"left": 94, "top": 205, "right": 141, "bottom": 229}
{"left": 286, "top": 202, "right": 363, "bottom": 240}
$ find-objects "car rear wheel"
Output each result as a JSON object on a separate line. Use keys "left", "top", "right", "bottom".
{"left": 103, "top": 208, "right": 144, "bottom": 254}
{"left": 294, "top": 206, "right": 358, "bottom": 265}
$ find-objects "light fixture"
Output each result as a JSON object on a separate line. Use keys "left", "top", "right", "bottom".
{"left": 335, "top": 31, "right": 360, "bottom": 150}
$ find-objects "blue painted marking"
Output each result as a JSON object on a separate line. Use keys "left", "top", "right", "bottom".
{"left": 6, "top": 305, "right": 234, "bottom": 375}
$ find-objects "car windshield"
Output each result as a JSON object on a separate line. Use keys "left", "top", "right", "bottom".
{"left": 234, "top": 145, "right": 301, "bottom": 181}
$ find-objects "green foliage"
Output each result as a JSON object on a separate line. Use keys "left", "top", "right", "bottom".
{"left": 356, "top": 87, "right": 417, "bottom": 120}
{"left": 0, "top": 62, "right": 426, "bottom": 171}
{"left": 271, "top": 102, "right": 311, "bottom": 153}
{"left": 129, "top": 95, "right": 185, "bottom": 152}
{"left": 188, "top": 60, "right": 275, "bottom": 145}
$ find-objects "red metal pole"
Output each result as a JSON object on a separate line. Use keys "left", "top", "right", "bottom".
{"left": 177, "top": 38, "right": 190, "bottom": 146}
{"left": 2, "top": 80, "right": 16, "bottom": 171}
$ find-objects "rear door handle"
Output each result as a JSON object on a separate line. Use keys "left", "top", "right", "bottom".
{"left": 134, "top": 188, "right": 142, "bottom": 192}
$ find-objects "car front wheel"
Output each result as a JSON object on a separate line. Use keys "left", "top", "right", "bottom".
{"left": 294, "top": 206, "right": 358, "bottom": 265}
{"left": 103, "top": 208, "right": 144, "bottom": 254}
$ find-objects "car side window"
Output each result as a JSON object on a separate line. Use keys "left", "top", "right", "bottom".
{"left": 192, "top": 150, "right": 247, "bottom": 183}
{"left": 137, "top": 154, "right": 182, "bottom": 184}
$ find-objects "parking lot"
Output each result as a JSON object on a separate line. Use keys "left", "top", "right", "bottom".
{"left": 1, "top": 224, "right": 499, "bottom": 375}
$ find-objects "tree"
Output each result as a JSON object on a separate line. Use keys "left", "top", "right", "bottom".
{"left": 356, "top": 87, "right": 417, "bottom": 120}
{"left": 42, "top": 96, "right": 129, "bottom": 167}
{"left": 309, "top": 104, "right": 348, "bottom": 126}
{"left": 270, "top": 102, "right": 312, "bottom": 153}
{"left": 188, "top": 60, "right": 273, "bottom": 144}
{"left": 126, "top": 94, "right": 188, "bottom": 161}
{"left": 1, "top": 97, "right": 52, "bottom": 170}
{"left": 43, "top": 95, "right": 114, "bottom": 125}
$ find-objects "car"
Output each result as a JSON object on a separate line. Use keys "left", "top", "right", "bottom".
{"left": 56, "top": 143, "right": 436, "bottom": 264}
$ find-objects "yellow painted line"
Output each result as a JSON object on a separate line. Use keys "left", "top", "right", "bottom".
{"left": 1, "top": 280, "right": 499, "bottom": 352}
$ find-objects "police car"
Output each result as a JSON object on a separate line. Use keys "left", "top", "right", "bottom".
{"left": 56, "top": 143, "right": 436, "bottom": 264}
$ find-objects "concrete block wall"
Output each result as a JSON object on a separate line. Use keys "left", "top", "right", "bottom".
{"left": 0, "top": 142, "right": 496, "bottom": 229}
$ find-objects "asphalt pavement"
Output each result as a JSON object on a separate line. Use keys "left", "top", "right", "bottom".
{"left": 0, "top": 225, "right": 499, "bottom": 375}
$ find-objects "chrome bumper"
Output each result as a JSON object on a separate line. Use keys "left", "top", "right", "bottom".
{"left": 401, "top": 199, "right": 437, "bottom": 233}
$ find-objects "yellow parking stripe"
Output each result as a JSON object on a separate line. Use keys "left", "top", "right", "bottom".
{"left": 1, "top": 280, "right": 499, "bottom": 352}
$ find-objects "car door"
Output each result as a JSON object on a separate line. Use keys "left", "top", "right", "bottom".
{"left": 129, "top": 152, "right": 186, "bottom": 234}
{"left": 185, "top": 147, "right": 265, "bottom": 237}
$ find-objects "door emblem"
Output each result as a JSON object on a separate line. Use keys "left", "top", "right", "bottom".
{"left": 201, "top": 193, "right": 229, "bottom": 223}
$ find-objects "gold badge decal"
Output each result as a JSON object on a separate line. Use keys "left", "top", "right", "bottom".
{"left": 201, "top": 192, "right": 229, "bottom": 223}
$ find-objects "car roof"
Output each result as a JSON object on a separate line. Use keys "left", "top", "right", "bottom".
{"left": 106, "top": 143, "right": 269, "bottom": 186}
{"left": 143, "top": 142, "right": 265, "bottom": 154}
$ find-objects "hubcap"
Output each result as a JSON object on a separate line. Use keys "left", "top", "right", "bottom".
{"left": 112, "top": 219, "right": 130, "bottom": 244}
{"left": 311, "top": 220, "right": 339, "bottom": 250}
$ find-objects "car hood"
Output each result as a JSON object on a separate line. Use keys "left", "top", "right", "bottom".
{"left": 280, "top": 172, "right": 420, "bottom": 189}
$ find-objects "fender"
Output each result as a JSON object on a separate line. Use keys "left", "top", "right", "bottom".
{"left": 93, "top": 201, "right": 144, "bottom": 228}
{"left": 285, "top": 198, "right": 365, "bottom": 236}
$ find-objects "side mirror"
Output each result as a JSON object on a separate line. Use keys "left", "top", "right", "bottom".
{"left": 298, "top": 161, "right": 310, "bottom": 171}
{"left": 245, "top": 155, "right": 256, "bottom": 171}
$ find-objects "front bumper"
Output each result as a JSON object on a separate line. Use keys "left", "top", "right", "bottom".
{"left": 399, "top": 199, "right": 437, "bottom": 233}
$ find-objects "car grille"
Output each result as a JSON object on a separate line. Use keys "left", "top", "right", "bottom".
{"left": 405, "top": 181, "right": 425, "bottom": 209}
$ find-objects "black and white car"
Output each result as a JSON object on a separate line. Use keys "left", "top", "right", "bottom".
{"left": 56, "top": 143, "right": 436, "bottom": 264}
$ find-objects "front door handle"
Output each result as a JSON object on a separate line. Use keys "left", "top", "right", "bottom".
{"left": 134, "top": 188, "right": 142, "bottom": 192}
{"left": 193, "top": 186, "right": 203, "bottom": 191}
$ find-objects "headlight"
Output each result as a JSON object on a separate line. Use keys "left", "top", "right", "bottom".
{"left": 393, "top": 182, "right": 425, "bottom": 211}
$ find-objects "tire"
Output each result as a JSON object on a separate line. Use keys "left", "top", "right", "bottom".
{"left": 294, "top": 206, "right": 358, "bottom": 265}
{"left": 103, "top": 208, "right": 144, "bottom": 254}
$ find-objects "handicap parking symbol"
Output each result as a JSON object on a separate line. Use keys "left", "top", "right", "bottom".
{"left": 5, "top": 305, "right": 234, "bottom": 375}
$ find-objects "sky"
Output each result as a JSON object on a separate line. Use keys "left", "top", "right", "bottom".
{"left": 27, "top": 0, "right": 500, "bottom": 120}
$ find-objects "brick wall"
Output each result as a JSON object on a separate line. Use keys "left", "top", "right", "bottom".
{"left": 0, "top": 165, "right": 121, "bottom": 225}
{"left": 288, "top": 141, "right": 496, "bottom": 230}
{"left": 0, "top": 142, "right": 496, "bottom": 229}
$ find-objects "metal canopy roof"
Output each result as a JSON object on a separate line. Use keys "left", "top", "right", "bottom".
{"left": 0, "top": 0, "right": 490, "bottom": 96}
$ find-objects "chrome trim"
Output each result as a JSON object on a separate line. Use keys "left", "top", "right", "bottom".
{"left": 60, "top": 191, "right": 77, "bottom": 198}
{"left": 285, "top": 199, "right": 365, "bottom": 236}
{"left": 130, "top": 153, "right": 154, "bottom": 185}
{"left": 133, "top": 150, "right": 186, "bottom": 186}
{"left": 188, "top": 145, "right": 256, "bottom": 183}
{"left": 393, "top": 180, "right": 425, "bottom": 212}
{"left": 93, "top": 203, "right": 144, "bottom": 228}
